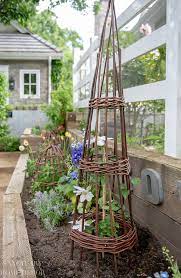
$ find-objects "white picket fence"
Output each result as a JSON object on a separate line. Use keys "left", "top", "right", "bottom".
{"left": 73, "top": 0, "right": 181, "bottom": 158}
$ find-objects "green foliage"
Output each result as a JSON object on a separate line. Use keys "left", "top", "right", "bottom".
{"left": 49, "top": 0, "right": 88, "bottom": 10}
{"left": 98, "top": 198, "right": 120, "bottom": 212}
{"left": 121, "top": 186, "right": 130, "bottom": 200}
{"left": 0, "top": 74, "right": 19, "bottom": 152}
{"left": 26, "top": 159, "right": 36, "bottom": 178}
{"left": 79, "top": 119, "right": 87, "bottom": 131}
{"left": 0, "top": 0, "right": 101, "bottom": 25}
{"left": 0, "top": 74, "right": 9, "bottom": 137}
{"left": 57, "top": 178, "right": 77, "bottom": 203}
{"left": 27, "top": 190, "right": 72, "bottom": 231}
{"left": 126, "top": 124, "right": 165, "bottom": 153}
{"left": 123, "top": 46, "right": 166, "bottom": 89}
{"left": 31, "top": 161, "right": 63, "bottom": 193}
{"left": 118, "top": 31, "right": 137, "bottom": 49}
{"left": 43, "top": 81, "right": 73, "bottom": 127}
{"left": 93, "top": 1, "right": 101, "bottom": 15}
{"left": 32, "top": 126, "right": 41, "bottom": 136}
{"left": 131, "top": 177, "right": 140, "bottom": 186}
{"left": 28, "top": 10, "right": 83, "bottom": 127}
{"left": 0, "top": 0, "right": 38, "bottom": 25}
{"left": 28, "top": 10, "right": 83, "bottom": 52}
{"left": 162, "top": 247, "right": 181, "bottom": 278}
{"left": 0, "top": 136, "right": 20, "bottom": 152}
{"left": 99, "top": 216, "right": 119, "bottom": 237}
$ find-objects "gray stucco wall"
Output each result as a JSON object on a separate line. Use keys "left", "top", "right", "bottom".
{"left": 8, "top": 110, "right": 48, "bottom": 136}
{"left": 0, "top": 60, "right": 49, "bottom": 105}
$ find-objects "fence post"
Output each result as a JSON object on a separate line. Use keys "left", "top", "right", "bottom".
{"left": 165, "top": 0, "right": 181, "bottom": 158}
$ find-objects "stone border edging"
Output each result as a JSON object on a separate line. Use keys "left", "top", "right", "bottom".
{"left": 3, "top": 154, "right": 36, "bottom": 278}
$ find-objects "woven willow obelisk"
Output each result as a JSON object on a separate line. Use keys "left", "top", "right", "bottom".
{"left": 70, "top": 0, "right": 137, "bottom": 275}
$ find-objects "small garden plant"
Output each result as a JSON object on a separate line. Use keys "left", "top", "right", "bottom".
{"left": 0, "top": 73, "right": 20, "bottom": 151}
{"left": 27, "top": 190, "right": 72, "bottom": 231}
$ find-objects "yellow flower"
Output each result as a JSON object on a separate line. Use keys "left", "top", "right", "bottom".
{"left": 70, "top": 136, "right": 75, "bottom": 141}
{"left": 19, "top": 145, "right": 25, "bottom": 152}
{"left": 23, "top": 140, "right": 29, "bottom": 147}
{"left": 60, "top": 136, "right": 64, "bottom": 140}
{"left": 65, "top": 131, "right": 71, "bottom": 138}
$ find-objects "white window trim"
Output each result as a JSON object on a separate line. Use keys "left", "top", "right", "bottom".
{"left": 20, "top": 69, "right": 40, "bottom": 99}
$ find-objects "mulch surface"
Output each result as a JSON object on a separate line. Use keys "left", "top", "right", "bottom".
{"left": 21, "top": 178, "right": 169, "bottom": 278}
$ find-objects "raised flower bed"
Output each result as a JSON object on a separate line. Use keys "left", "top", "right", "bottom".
{"left": 20, "top": 134, "right": 173, "bottom": 278}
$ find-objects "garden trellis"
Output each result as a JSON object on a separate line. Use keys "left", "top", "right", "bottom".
{"left": 70, "top": 0, "right": 137, "bottom": 275}
{"left": 33, "top": 135, "right": 66, "bottom": 187}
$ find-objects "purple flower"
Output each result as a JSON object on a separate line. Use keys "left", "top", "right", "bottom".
{"left": 35, "top": 191, "right": 43, "bottom": 200}
{"left": 70, "top": 171, "right": 78, "bottom": 180}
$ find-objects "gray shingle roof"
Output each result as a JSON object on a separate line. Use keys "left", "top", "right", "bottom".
{"left": 0, "top": 22, "right": 62, "bottom": 58}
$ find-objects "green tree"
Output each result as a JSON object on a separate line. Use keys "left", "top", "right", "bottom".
{"left": 0, "top": 0, "right": 100, "bottom": 25}
{"left": 28, "top": 10, "right": 83, "bottom": 128}
{"left": 44, "top": 51, "right": 73, "bottom": 128}
{"left": 28, "top": 10, "right": 82, "bottom": 51}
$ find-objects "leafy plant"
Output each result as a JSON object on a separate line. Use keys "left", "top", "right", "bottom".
{"left": 93, "top": 1, "right": 101, "bottom": 15}
{"left": 26, "top": 159, "right": 36, "bottom": 178}
{"left": 162, "top": 247, "right": 181, "bottom": 278}
{"left": 57, "top": 175, "right": 77, "bottom": 202}
{"left": 32, "top": 126, "right": 41, "bottom": 136}
{"left": 27, "top": 190, "right": 72, "bottom": 231}
{"left": 31, "top": 161, "right": 64, "bottom": 193}
{"left": 0, "top": 136, "right": 20, "bottom": 152}
{"left": 0, "top": 74, "right": 9, "bottom": 137}
{"left": 131, "top": 177, "right": 140, "bottom": 186}
{"left": 99, "top": 216, "right": 119, "bottom": 237}
{"left": 79, "top": 119, "right": 86, "bottom": 131}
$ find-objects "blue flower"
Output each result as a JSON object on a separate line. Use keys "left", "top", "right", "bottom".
{"left": 154, "top": 272, "right": 169, "bottom": 278}
{"left": 71, "top": 142, "right": 83, "bottom": 165}
{"left": 160, "top": 271, "right": 169, "bottom": 278}
{"left": 70, "top": 171, "right": 78, "bottom": 180}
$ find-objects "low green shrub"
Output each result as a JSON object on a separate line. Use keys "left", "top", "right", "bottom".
{"left": 31, "top": 161, "right": 67, "bottom": 193}
{"left": 26, "top": 159, "right": 36, "bottom": 178}
{"left": 32, "top": 126, "right": 41, "bottom": 136}
{"left": 0, "top": 73, "right": 9, "bottom": 137}
{"left": 27, "top": 190, "right": 72, "bottom": 231}
{"left": 0, "top": 136, "right": 20, "bottom": 152}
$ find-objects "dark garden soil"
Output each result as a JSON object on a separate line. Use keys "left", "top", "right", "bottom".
{"left": 22, "top": 178, "right": 169, "bottom": 278}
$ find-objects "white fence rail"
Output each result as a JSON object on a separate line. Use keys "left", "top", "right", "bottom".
{"left": 73, "top": 0, "right": 181, "bottom": 158}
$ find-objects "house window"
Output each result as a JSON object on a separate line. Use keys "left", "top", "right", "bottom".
{"left": 20, "top": 70, "right": 40, "bottom": 98}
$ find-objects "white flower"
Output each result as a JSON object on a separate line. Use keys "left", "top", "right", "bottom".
{"left": 144, "top": 146, "right": 155, "bottom": 151}
{"left": 139, "top": 23, "right": 152, "bottom": 36}
{"left": 87, "top": 136, "right": 106, "bottom": 147}
{"left": 97, "top": 136, "right": 106, "bottom": 147}
{"left": 23, "top": 140, "right": 29, "bottom": 147}
{"left": 73, "top": 186, "right": 94, "bottom": 203}
{"left": 69, "top": 219, "right": 90, "bottom": 232}
{"left": 19, "top": 145, "right": 25, "bottom": 152}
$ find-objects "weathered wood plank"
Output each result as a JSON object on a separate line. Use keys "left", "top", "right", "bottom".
{"left": 132, "top": 194, "right": 181, "bottom": 263}
{"left": 5, "top": 154, "right": 28, "bottom": 195}
{"left": 3, "top": 194, "right": 36, "bottom": 278}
